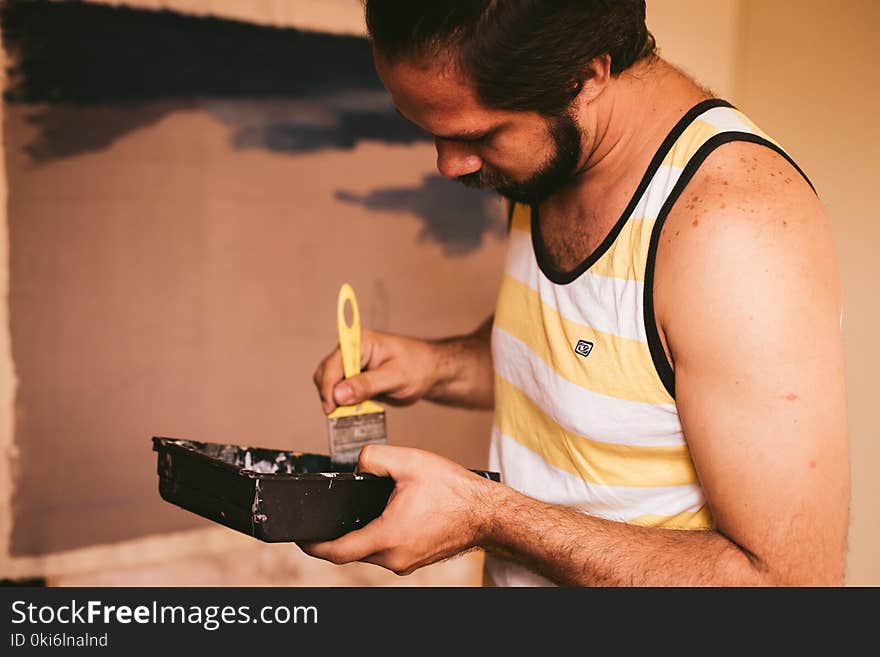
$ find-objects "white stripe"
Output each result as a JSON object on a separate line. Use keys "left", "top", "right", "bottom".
{"left": 493, "top": 327, "right": 684, "bottom": 447}
{"left": 486, "top": 430, "right": 706, "bottom": 586}
{"left": 631, "top": 163, "right": 686, "bottom": 219}
{"left": 489, "top": 428, "right": 706, "bottom": 521}
{"left": 485, "top": 554, "right": 555, "bottom": 588}
{"left": 697, "top": 107, "right": 755, "bottom": 134}
{"left": 506, "top": 229, "right": 647, "bottom": 342}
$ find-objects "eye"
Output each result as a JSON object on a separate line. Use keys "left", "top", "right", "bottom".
{"left": 462, "top": 133, "right": 492, "bottom": 146}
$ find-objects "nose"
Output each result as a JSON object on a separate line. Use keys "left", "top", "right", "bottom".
{"left": 435, "top": 138, "right": 482, "bottom": 179}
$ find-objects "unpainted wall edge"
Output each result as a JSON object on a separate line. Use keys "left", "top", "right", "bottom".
{"left": 0, "top": 25, "right": 21, "bottom": 581}
{"left": 84, "top": 0, "right": 368, "bottom": 36}
{"left": 3, "top": 525, "right": 255, "bottom": 581}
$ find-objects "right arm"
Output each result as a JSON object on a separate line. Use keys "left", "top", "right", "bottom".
{"left": 313, "top": 314, "right": 494, "bottom": 413}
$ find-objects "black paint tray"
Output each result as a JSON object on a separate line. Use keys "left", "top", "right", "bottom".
{"left": 153, "top": 436, "right": 500, "bottom": 542}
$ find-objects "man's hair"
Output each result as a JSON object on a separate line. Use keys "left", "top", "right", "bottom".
{"left": 365, "top": 0, "right": 656, "bottom": 117}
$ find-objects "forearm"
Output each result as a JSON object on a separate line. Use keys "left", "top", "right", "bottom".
{"left": 479, "top": 484, "right": 773, "bottom": 587}
{"left": 425, "top": 315, "right": 494, "bottom": 409}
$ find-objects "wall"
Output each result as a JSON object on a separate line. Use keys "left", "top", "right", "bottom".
{"left": 82, "top": 0, "right": 367, "bottom": 34}
{"left": 647, "top": 0, "right": 742, "bottom": 99}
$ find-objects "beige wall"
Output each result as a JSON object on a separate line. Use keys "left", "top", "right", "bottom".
{"left": 87, "top": 0, "right": 366, "bottom": 34}
{"left": 647, "top": 0, "right": 742, "bottom": 99}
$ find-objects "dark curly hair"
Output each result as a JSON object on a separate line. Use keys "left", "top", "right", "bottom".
{"left": 365, "top": 0, "right": 656, "bottom": 116}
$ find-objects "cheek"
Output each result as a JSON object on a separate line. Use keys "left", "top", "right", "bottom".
{"left": 481, "top": 140, "right": 545, "bottom": 176}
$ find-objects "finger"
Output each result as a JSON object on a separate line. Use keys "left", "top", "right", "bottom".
{"left": 356, "top": 443, "right": 410, "bottom": 478}
{"left": 317, "top": 348, "right": 345, "bottom": 413}
{"left": 312, "top": 364, "right": 327, "bottom": 408}
{"left": 358, "top": 550, "right": 404, "bottom": 573}
{"left": 359, "top": 330, "right": 377, "bottom": 369}
{"left": 333, "top": 367, "right": 401, "bottom": 406}
{"left": 298, "top": 544, "right": 402, "bottom": 576}
{"left": 297, "top": 517, "right": 389, "bottom": 564}
{"left": 373, "top": 393, "right": 418, "bottom": 408}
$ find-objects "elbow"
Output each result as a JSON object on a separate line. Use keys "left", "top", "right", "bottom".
{"left": 745, "top": 556, "right": 846, "bottom": 587}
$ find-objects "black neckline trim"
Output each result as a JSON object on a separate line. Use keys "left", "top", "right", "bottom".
{"left": 531, "top": 98, "right": 734, "bottom": 285}
{"left": 643, "top": 132, "right": 817, "bottom": 399}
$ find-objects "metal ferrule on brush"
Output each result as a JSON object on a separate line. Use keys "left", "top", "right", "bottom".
{"left": 327, "top": 400, "right": 387, "bottom": 468}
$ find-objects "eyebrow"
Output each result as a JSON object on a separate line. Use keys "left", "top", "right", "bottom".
{"left": 435, "top": 127, "right": 498, "bottom": 143}
{"left": 393, "top": 106, "right": 501, "bottom": 143}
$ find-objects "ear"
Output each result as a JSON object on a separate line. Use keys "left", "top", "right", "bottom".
{"left": 575, "top": 54, "right": 612, "bottom": 103}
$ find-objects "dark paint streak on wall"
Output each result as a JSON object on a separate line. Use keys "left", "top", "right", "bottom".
{"left": 337, "top": 175, "right": 507, "bottom": 256}
{"left": 1, "top": 0, "right": 429, "bottom": 161}
{"left": 2, "top": 0, "right": 498, "bottom": 255}
{"left": 0, "top": 0, "right": 500, "bottom": 253}
{"left": 2, "top": 0, "right": 381, "bottom": 102}
{"left": 233, "top": 109, "right": 428, "bottom": 154}
{"left": 17, "top": 101, "right": 193, "bottom": 162}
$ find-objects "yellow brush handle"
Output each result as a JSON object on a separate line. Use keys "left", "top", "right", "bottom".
{"left": 337, "top": 282, "right": 362, "bottom": 380}
{"left": 328, "top": 283, "right": 383, "bottom": 419}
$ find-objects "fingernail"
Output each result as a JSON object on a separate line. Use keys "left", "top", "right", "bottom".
{"left": 334, "top": 382, "right": 354, "bottom": 405}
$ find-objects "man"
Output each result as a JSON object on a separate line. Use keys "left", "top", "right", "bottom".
{"left": 302, "top": 1, "right": 849, "bottom": 586}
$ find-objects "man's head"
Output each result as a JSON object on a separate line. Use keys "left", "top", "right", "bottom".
{"left": 365, "top": 0, "right": 656, "bottom": 204}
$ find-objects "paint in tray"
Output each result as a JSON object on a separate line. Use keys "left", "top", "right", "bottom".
{"left": 152, "top": 436, "right": 500, "bottom": 543}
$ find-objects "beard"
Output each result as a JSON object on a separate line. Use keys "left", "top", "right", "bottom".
{"left": 455, "top": 111, "right": 583, "bottom": 205}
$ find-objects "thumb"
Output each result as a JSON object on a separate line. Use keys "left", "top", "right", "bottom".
{"left": 333, "top": 368, "right": 397, "bottom": 406}
{"left": 355, "top": 443, "right": 399, "bottom": 478}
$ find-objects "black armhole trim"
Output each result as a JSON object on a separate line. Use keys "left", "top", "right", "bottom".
{"left": 644, "top": 132, "right": 816, "bottom": 399}
{"left": 532, "top": 98, "right": 735, "bottom": 285}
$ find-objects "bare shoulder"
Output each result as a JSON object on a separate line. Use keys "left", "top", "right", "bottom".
{"left": 661, "top": 139, "right": 831, "bottom": 274}
{"left": 654, "top": 139, "right": 841, "bottom": 360}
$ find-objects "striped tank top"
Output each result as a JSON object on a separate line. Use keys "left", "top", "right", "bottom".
{"left": 486, "top": 99, "right": 810, "bottom": 587}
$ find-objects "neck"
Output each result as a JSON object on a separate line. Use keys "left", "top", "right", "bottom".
{"left": 553, "top": 58, "right": 711, "bottom": 207}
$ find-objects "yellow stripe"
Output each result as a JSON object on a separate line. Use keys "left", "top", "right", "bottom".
{"left": 494, "top": 275, "right": 673, "bottom": 404}
{"left": 662, "top": 119, "right": 722, "bottom": 169}
{"left": 482, "top": 563, "right": 497, "bottom": 587}
{"left": 495, "top": 375, "right": 699, "bottom": 487}
{"left": 627, "top": 506, "right": 714, "bottom": 530}
{"left": 733, "top": 111, "right": 782, "bottom": 148}
{"left": 510, "top": 202, "right": 531, "bottom": 232}
{"left": 587, "top": 216, "right": 655, "bottom": 281}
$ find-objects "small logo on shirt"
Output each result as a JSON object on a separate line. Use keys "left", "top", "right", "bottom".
{"left": 574, "top": 339, "right": 594, "bottom": 358}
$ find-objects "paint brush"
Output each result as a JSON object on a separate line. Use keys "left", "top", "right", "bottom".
{"left": 326, "top": 283, "right": 387, "bottom": 470}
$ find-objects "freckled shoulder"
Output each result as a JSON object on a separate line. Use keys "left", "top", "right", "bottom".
{"left": 661, "top": 140, "right": 825, "bottom": 246}
{"left": 651, "top": 139, "right": 838, "bottom": 364}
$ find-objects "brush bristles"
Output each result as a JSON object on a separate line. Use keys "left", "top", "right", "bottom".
{"left": 327, "top": 411, "right": 387, "bottom": 468}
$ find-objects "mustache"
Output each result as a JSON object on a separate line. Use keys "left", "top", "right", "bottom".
{"left": 456, "top": 171, "right": 486, "bottom": 188}
{"left": 456, "top": 169, "right": 507, "bottom": 190}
